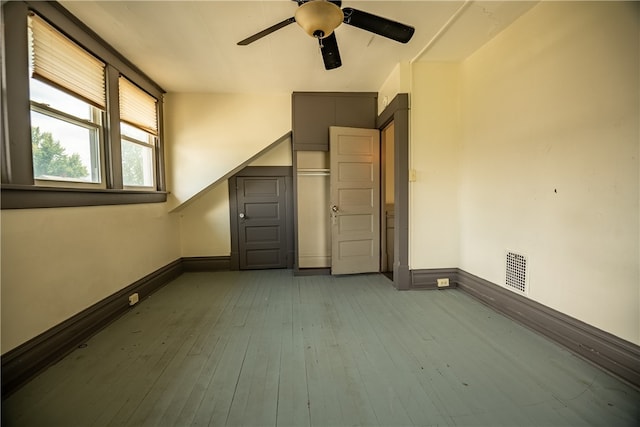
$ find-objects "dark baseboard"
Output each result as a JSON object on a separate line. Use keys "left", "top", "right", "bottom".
{"left": 182, "top": 256, "right": 231, "bottom": 272}
{"left": 1, "top": 259, "right": 184, "bottom": 398}
{"left": 456, "top": 269, "right": 640, "bottom": 389}
{"left": 294, "top": 267, "right": 331, "bottom": 276}
{"left": 410, "top": 268, "right": 459, "bottom": 290}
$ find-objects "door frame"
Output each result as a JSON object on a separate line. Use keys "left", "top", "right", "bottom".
{"left": 377, "top": 94, "right": 410, "bottom": 290}
{"left": 228, "top": 166, "right": 294, "bottom": 271}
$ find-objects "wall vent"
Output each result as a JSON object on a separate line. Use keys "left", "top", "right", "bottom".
{"left": 505, "top": 251, "right": 528, "bottom": 294}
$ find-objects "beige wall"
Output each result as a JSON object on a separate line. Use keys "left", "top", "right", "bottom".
{"left": 248, "top": 136, "right": 292, "bottom": 167}
{"left": 456, "top": 1, "right": 638, "bottom": 343}
{"left": 405, "top": 2, "right": 638, "bottom": 344}
{"left": 377, "top": 61, "right": 411, "bottom": 114}
{"left": 1, "top": 204, "right": 180, "bottom": 352}
{"left": 179, "top": 184, "right": 232, "bottom": 257}
{"left": 179, "top": 137, "right": 292, "bottom": 257}
{"left": 164, "top": 92, "right": 291, "bottom": 210}
{"left": 409, "top": 62, "right": 461, "bottom": 269}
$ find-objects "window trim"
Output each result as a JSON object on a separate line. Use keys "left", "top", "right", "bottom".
{"left": 1, "top": 184, "right": 167, "bottom": 209}
{"left": 1, "top": 1, "right": 167, "bottom": 209}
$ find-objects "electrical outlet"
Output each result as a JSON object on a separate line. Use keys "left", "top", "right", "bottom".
{"left": 128, "top": 293, "right": 139, "bottom": 306}
{"left": 437, "top": 278, "right": 450, "bottom": 288}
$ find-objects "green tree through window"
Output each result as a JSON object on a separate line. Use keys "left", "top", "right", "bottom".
{"left": 31, "top": 127, "right": 88, "bottom": 179}
{"left": 121, "top": 140, "right": 144, "bottom": 186}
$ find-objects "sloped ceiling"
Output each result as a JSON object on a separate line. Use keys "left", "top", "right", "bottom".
{"left": 60, "top": 1, "right": 538, "bottom": 93}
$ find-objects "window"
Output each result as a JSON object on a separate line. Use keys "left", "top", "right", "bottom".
{"left": 28, "top": 13, "right": 106, "bottom": 186}
{"left": 1, "top": 1, "right": 167, "bottom": 208}
{"left": 119, "top": 77, "right": 157, "bottom": 189}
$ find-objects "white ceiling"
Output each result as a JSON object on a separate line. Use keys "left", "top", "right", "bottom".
{"left": 59, "top": 1, "right": 538, "bottom": 94}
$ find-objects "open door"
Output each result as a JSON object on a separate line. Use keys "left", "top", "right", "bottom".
{"left": 330, "top": 126, "right": 380, "bottom": 275}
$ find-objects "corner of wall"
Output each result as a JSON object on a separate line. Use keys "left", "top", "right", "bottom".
{"left": 408, "top": 62, "right": 462, "bottom": 270}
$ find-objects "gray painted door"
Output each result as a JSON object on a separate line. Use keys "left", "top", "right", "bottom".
{"left": 330, "top": 126, "right": 380, "bottom": 275}
{"left": 237, "top": 176, "right": 287, "bottom": 270}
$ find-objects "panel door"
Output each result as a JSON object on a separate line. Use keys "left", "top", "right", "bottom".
{"left": 330, "top": 126, "right": 380, "bottom": 275}
{"left": 237, "top": 177, "right": 287, "bottom": 270}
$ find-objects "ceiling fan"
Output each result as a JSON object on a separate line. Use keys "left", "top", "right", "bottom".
{"left": 237, "top": 0, "right": 415, "bottom": 70}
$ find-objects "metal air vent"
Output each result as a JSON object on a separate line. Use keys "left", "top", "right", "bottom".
{"left": 505, "top": 251, "right": 528, "bottom": 294}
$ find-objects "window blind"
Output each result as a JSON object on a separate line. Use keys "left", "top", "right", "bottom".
{"left": 28, "top": 13, "right": 106, "bottom": 109}
{"left": 119, "top": 77, "right": 158, "bottom": 135}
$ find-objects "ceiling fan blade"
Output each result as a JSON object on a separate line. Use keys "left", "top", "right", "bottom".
{"left": 237, "top": 17, "right": 296, "bottom": 45}
{"left": 319, "top": 32, "right": 342, "bottom": 70}
{"left": 342, "top": 7, "right": 414, "bottom": 44}
{"left": 293, "top": 0, "right": 342, "bottom": 5}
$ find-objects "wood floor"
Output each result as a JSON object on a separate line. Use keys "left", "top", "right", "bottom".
{"left": 3, "top": 270, "right": 639, "bottom": 426}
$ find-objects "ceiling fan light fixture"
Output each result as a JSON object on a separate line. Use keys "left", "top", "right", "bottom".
{"left": 295, "top": 0, "right": 344, "bottom": 39}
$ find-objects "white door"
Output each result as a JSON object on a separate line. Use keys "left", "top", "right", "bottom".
{"left": 330, "top": 126, "right": 380, "bottom": 275}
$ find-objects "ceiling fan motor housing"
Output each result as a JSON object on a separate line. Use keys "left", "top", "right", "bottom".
{"left": 295, "top": 0, "right": 344, "bottom": 39}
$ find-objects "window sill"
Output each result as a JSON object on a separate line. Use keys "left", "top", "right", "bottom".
{"left": 1, "top": 184, "right": 167, "bottom": 209}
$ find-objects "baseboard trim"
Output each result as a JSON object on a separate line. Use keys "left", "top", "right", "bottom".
{"left": 182, "top": 256, "right": 231, "bottom": 272}
{"left": 1, "top": 259, "right": 184, "bottom": 398}
{"left": 457, "top": 269, "right": 640, "bottom": 388}
{"left": 410, "top": 268, "right": 459, "bottom": 290}
{"left": 294, "top": 267, "right": 331, "bottom": 276}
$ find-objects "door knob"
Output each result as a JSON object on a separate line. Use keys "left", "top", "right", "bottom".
{"left": 239, "top": 212, "right": 246, "bottom": 219}
{"left": 331, "top": 205, "right": 339, "bottom": 213}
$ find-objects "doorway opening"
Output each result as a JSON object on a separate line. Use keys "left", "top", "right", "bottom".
{"left": 376, "top": 94, "right": 410, "bottom": 289}
{"left": 292, "top": 93, "right": 409, "bottom": 289}
{"left": 381, "top": 121, "right": 395, "bottom": 280}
